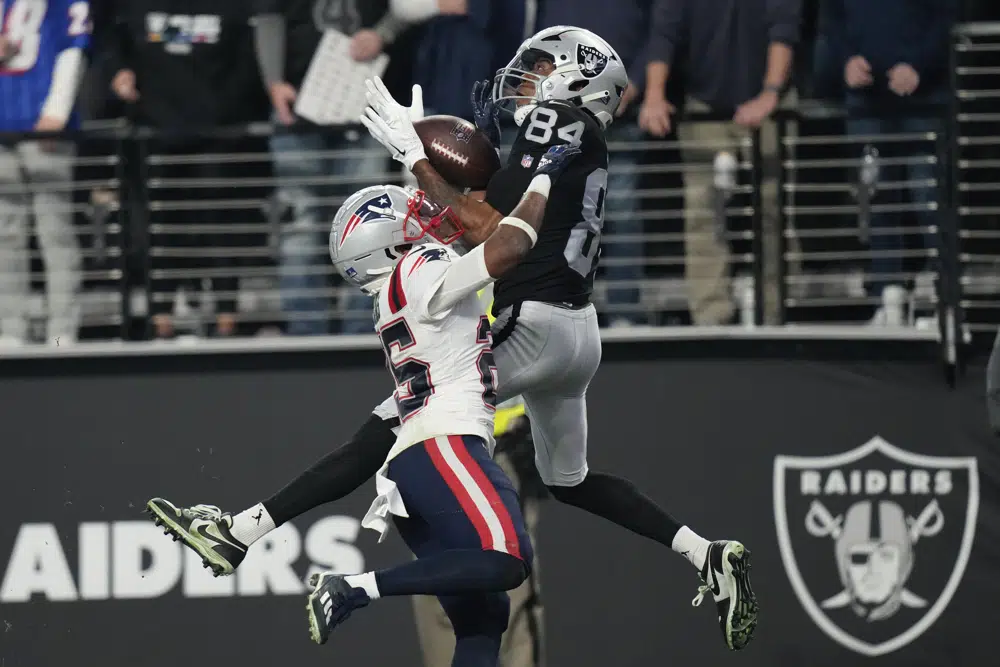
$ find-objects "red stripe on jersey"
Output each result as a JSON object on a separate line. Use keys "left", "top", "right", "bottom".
{"left": 387, "top": 261, "right": 407, "bottom": 314}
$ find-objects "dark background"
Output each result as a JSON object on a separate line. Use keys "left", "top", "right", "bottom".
{"left": 1, "top": 340, "right": 997, "bottom": 667}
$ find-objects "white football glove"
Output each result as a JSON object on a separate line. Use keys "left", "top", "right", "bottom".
{"left": 360, "top": 77, "right": 427, "bottom": 170}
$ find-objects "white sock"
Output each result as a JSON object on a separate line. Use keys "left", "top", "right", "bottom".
{"left": 230, "top": 502, "right": 276, "bottom": 546}
{"left": 344, "top": 572, "right": 381, "bottom": 600}
{"left": 672, "top": 525, "right": 711, "bottom": 570}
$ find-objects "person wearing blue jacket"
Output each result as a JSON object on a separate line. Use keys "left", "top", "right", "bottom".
{"left": 827, "top": 0, "right": 957, "bottom": 320}
{"left": 408, "top": 0, "right": 528, "bottom": 121}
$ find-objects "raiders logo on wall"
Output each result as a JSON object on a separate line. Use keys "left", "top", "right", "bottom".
{"left": 576, "top": 44, "right": 608, "bottom": 78}
{"left": 773, "top": 436, "right": 979, "bottom": 656}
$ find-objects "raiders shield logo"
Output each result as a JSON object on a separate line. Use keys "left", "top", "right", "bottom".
{"left": 576, "top": 44, "right": 608, "bottom": 78}
{"left": 773, "top": 436, "right": 978, "bottom": 656}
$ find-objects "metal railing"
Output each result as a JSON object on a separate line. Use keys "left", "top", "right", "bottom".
{"left": 6, "top": 22, "right": 1000, "bottom": 371}
{"left": 953, "top": 22, "right": 1000, "bottom": 346}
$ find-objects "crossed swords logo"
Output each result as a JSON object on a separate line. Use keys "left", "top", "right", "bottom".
{"left": 804, "top": 498, "right": 945, "bottom": 611}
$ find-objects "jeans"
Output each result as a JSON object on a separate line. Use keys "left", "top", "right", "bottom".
{"left": 845, "top": 91, "right": 947, "bottom": 296}
{"left": 603, "top": 121, "right": 646, "bottom": 324}
{"left": 270, "top": 126, "right": 386, "bottom": 335}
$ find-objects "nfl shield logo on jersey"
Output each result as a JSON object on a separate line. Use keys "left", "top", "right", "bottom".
{"left": 576, "top": 44, "right": 608, "bottom": 78}
{"left": 773, "top": 436, "right": 979, "bottom": 656}
{"left": 521, "top": 154, "right": 534, "bottom": 168}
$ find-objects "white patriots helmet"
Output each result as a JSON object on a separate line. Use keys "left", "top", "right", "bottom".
{"left": 492, "top": 26, "right": 628, "bottom": 129}
{"left": 329, "top": 185, "right": 464, "bottom": 295}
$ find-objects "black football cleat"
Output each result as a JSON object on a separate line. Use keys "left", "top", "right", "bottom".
{"left": 691, "top": 540, "right": 759, "bottom": 651}
{"left": 146, "top": 498, "right": 247, "bottom": 576}
{"left": 306, "top": 572, "right": 371, "bottom": 645}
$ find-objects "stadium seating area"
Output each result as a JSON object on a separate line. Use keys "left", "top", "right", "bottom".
{"left": 1, "top": 0, "right": 998, "bottom": 349}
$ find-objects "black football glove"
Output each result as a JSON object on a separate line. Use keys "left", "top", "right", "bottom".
{"left": 533, "top": 143, "right": 582, "bottom": 179}
{"left": 471, "top": 79, "right": 501, "bottom": 146}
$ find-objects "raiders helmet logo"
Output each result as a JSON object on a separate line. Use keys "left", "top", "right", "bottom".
{"left": 576, "top": 43, "right": 608, "bottom": 78}
{"left": 774, "top": 436, "right": 979, "bottom": 656}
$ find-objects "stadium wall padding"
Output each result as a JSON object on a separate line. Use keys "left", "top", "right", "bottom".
{"left": 1, "top": 348, "right": 997, "bottom": 667}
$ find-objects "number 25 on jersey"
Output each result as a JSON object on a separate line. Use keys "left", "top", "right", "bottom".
{"left": 0, "top": 0, "right": 89, "bottom": 73}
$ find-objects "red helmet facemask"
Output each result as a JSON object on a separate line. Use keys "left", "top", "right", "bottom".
{"left": 403, "top": 190, "right": 465, "bottom": 245}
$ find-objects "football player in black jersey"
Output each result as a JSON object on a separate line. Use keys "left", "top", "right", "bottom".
{"left": 147, "top": 26, "right": 758, "bottom": 654}
{"left": 360, "top": 26, "right": 757, "bottom": 651}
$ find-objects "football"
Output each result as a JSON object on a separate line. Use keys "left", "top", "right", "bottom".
{"left": 414, "top": 115, "right": 502, "bottom": 191}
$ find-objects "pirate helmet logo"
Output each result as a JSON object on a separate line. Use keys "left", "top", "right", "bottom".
{"left": 774, "top": 436, "right": 978, "bottom": 656}
{"left": 576, "top": 44, "right": 608, "bottom": 78}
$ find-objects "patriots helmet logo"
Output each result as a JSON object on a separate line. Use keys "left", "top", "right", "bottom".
{"left": 339, "top": 193, "right": 394, "bottom": 249}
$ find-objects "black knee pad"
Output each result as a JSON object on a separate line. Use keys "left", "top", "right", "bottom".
{"left": 491, "top": 550, "right": 530, "bottom": 590}
{"left": 442, "top": 591, "right": 512, "bottom": 637}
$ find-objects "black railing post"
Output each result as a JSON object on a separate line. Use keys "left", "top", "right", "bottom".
{"left": 942, "top": 27, "right": 967, "bottom": 384}
{"left": 113, "top": 130, "right": 133, "bottom": 341}
{"left": 750, "top": 128, "right": 765, "bottom": 325}
{"left": 775, "top": 114, "right": 789, "bottom": 325}
{"left": 132, "top": 130, "right": 153, "bottom": 341}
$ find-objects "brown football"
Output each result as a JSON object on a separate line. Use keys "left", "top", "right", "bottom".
{"left": 414, "top": 115, "right": 502, "bottom": 191}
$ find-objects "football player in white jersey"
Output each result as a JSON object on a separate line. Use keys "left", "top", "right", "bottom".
{"left": 148, "top": 141, "right": 582, "bottom": 664}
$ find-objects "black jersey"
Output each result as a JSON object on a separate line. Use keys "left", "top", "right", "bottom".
{"left": 484, "top": 101, "right": 609, "bottom": 314}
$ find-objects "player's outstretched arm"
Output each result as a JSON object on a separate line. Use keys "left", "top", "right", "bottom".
{"left": 361, "top": 76, "right": 505, "bottom": 245}
{"left": 411, "top": 159, "right": 504, "bottom": 245}
{"left": 426, "top": 144, "right": 581, "bottom": 314}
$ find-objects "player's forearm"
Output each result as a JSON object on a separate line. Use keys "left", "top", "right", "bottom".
{"left": 481, "top": 175, "right": 550, "bottom": 278}
{"left": 411, "top": 159, "right": 503, "bottom": 245}
{"left": 40, "top": 48, "right": 85, "bottom": 124}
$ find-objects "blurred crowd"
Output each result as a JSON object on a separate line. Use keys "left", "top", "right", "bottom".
{"left": 1, "top": 0, "right": 998, "bottom": 344}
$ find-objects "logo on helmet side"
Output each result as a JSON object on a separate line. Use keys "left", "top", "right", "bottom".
{"left": 576, "top": 43, "right": 608, "bottom": 78}
{"left": 340, "top": 193, "right": 393, "bottom": 249}
{"left": 774, "top": 436, "right": 979, "bottom": 656}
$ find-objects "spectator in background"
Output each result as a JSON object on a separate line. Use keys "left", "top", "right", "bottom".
{"left": 639, "top": 0, "right": 802, "bottom": 326}
{"left": 0, "top": 0, "right": 88, "bottom": 346}
{"left": 252, "top": 0, "right": 408, "bottom": 336}
{"left": 537, "top": 0, "right": 655, "bottom": 326}
{"left": 399, "top": 0, "right": 526, "bottom": 122}
{"left": 104, "top": 0, "right": 270, "bottom": 338}
{"left": 827, "top": 0, "right": 957, "bottom": 321}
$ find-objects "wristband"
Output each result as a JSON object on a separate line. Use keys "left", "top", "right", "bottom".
{"left": 525, "top": 174, "right": 551, "bottom": 199}
{"left": 499, "top": 217, "right": 538, "bottom": 247}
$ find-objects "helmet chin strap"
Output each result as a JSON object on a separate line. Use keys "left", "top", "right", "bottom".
{"left": 362, "top": 266, "right": 394, "bottom": 295}
{"left": 362, "top": 276, "right": 389, "bottom": 296}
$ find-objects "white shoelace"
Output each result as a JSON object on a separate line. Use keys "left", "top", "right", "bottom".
{"left": 190, "top": 504, "right": 223, "bottom": 520}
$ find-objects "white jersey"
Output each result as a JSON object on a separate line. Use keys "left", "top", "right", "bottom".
{"left": 374, "top": 242, "right": 498, "bottom": 462}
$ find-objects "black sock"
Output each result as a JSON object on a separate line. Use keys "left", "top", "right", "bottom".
{"left": 375, "top": 550, "right": 527, "bottom": 597}
{"left": 262, "top": 413, "right": 397, "bottom": 526}
{"left": 547, "top": 471, "right": 683, "bottom": 548}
